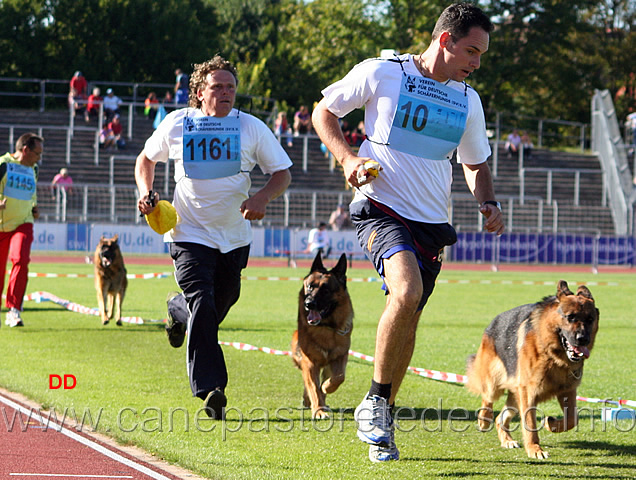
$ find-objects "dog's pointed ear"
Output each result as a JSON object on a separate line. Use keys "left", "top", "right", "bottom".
{"left": 310, "top": 251, "right": 324, "bottom": 273}
{"left": 576, "top": 285, "right": 594, "bottom": 301}
{"left": 556, "top": 280, "right": 573, "bottom": 300}
{"left": 112, "top": 234, "right": 119, "bottom": 243}
{"left": 330, "top": 253, "right": 348, "bottom": 286}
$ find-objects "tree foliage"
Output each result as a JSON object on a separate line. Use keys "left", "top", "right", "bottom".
{"left": 0, "top": 0, "right": 634, "bottom": 124}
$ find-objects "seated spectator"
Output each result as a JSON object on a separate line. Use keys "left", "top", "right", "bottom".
{"left": 70, "top": 71, "right": 87, "bottom": 97}
{"left": 351, "top": 121, "right": 366, "bottom": 147}
{"left": 51, "top": 167, "right": 73, "bottom": 196}
{"left": 144, "top": 92, "right": 159, "bottom": 122}
{"left": 293, "top": 105, "right": 312, "bottom": 136}
{"left": 108, "top": 114, "right": 125, "bottom": 149}
{"left": 520, "top": 131, "right": 533, "bottom": 159}
{"left": 69, "top": 71, "right": 87, "bottom": 117}
{"left": 99, "top": 124, "right": 116, "bottom": 150}
{"left": 505, "top": 128, "right": 522, "bottom": 158}
{"left": 162, "top": 91, "right": 174, "bottom": 114}
{"left": 103, "top": 88, "right": 122, "bottom": 122}
{"left": 84, "top": 87, "right": 102, "bottom": 122}
{"left": 274, "top": 111, "right": 293, "bottom": 147}
{"left": 329, "top": 204, "right": 351, "bottom": 231}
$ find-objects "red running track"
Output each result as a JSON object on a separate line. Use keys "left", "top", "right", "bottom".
{"left": 0, "top": 389, "right": 202, "bottom": 480}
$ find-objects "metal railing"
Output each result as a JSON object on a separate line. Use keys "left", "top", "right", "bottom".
{"left": 519, "top": 167, "right": 605, "bottom": 206}
{"left": 0, "top": 123, "right": 99, "bottom": 165}
{"left": 591, "top": 89, "right": 632, "bottom": 235}
{"left": 43, "top": 185, "right": 614, "bottom": 235}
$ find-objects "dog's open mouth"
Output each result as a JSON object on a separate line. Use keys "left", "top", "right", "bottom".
{"left": 306, "top": 309, "right": 322, "bottom": 326}
{"left": 560, "top": 332, "right": 590, "bottom": 362}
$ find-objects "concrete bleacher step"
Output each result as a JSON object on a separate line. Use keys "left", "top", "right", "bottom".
{"left": 0, "top": 107, "right": 618, "bottom": 234}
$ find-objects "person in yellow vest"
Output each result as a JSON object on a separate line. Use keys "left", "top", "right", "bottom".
{"left": 0, "top": 133, "right": 42, "bottom": 327}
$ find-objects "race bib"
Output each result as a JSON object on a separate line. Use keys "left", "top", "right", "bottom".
{"left": 4, "top": 163, "right": 36, "bottom": 201}
{"left": 388, "top": 75, "right": 468, "bottom": 160}
{"left": 182, "top": 115, "right": 241, "bottom": 179}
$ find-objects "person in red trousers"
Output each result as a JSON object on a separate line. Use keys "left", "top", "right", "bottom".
{"left": 0, "top": 133, "right": 42, "bottom": 327}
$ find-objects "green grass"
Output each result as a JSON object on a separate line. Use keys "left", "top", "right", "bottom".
{"left": 1, "top": 260, "right": 635, "bottom": 479}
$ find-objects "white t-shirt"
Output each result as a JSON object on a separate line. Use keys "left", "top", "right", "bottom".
{"left": 308, "top": 227, "right": 330, "bottom": 250}
{"left": 143, "top": 107, "right": 292, "bottom": 252}
{"left": 321, "top": 54, "right": 491, "bottom": 223}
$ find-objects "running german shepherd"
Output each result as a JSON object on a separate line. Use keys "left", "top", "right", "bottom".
{"left": 291, "top": 252, "right": 353, "bottom": 419}
{"left": 94, "top": 235, "right": 127, "bottom": 326}
{"left": 466, "top": 280, "right": 599, "bottom": 459}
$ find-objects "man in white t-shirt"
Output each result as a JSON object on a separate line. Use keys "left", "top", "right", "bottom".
{"left": 505, "top": 128, "right": 522, "bottom": 157}
{"left": 312, "top": 2, "right": 504, "bottom": 463}
{"left": 135, "top": 56, "right": 292, "bottom": 419}
{"left": 306, "top": 222, "right": 331, "bottom": 258}
{"left": 103, "top": 88, "right": 122, "bottom": 122}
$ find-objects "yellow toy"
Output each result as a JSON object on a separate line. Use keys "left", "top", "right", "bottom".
{"left": 145, "top": 200, "right": 178, "bottom": 234}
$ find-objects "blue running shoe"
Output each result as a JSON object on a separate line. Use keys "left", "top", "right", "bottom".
{"left": 354, "top": 394, "right": 392, "bottom": 446}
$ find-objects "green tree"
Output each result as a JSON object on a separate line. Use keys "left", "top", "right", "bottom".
{"left": 280, "top": 0, "right": 388, "bottom": 106}
{"left": 0, "top": 0, "right": 52, "bottom": 77}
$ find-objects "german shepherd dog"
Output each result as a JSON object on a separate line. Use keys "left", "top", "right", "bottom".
{"left": 466, "top": 280, "right": 599, "bottom": 459}
{"left": 94, "top": 235, "right": 128, "bottom": 326}
{"left": 291, "top": 252, "right": 353, "bottom": 419}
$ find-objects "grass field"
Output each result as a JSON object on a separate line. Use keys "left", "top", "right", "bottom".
{"left": 0, "top": 258, "right": 634, "bottom": 479}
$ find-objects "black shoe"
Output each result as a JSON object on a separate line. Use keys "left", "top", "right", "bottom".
{"left": 204, "top": 389, "right": 227, "bottom": 419}
{"left": 165, "top": 291, "right": 186, "bottom": 348}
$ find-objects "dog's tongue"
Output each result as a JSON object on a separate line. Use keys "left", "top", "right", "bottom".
{"left": 307, "top": 310, "right": 321, "bottom": 325}
{"left": 574, "top": 345, "right": 590, "bottom": 359}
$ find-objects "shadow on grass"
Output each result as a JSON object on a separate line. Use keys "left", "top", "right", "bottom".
{"left": 416, "top": 456, "right": 636, "bottom": 478}
{"left": 560, "top": 439, "right": 636, "bottom": 456}
{"left": 15, "top": 323, "right": 165, "bottom": 333}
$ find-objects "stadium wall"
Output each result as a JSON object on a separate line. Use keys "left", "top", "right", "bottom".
{"left": 33, "top": 223, "right": 634, "bottom": 267}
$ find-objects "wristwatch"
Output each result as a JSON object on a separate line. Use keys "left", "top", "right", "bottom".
{"left": 482, "top": 200, "right": 501, "bottom": 211}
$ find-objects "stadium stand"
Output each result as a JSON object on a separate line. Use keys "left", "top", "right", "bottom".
{"left": 0, "top": 105, "right": 616, "bottom": 234}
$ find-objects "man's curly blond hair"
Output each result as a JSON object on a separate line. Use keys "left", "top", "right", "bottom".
{"left": 188, "top": 55, "right": 238, "bottom": 109}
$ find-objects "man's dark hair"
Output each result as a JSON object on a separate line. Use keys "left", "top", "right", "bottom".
{"left": 432, "top": 2, "right": 494, "bottom": 41}
{"left": 16, "top": 133, "right": 44, "bottom": 152}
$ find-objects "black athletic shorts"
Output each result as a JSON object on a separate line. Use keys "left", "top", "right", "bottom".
{"left": 350, "top": 197, "right": 457, "bottom": 310}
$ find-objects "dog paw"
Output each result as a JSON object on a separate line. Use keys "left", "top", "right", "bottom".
{"left": 312, "top": 408, "right": 330, "bottom": 420}
{"left": 501, "top": 440, "right": 520, "bottom": 449}
{"left": 102, "top": 319, "right": 110, "bottom": 325}
{"left": 527, "top": 445, "right": 549, "bottom": 459}
{"left": 116, "top": 319, "right": 122, "bottom": 326}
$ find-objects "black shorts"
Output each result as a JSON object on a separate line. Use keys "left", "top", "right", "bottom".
{"left": 350, "top": 197, "right": 457, "bottom": 310}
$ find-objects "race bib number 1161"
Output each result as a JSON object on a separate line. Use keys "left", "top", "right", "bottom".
{"left": 182, "top": 116, "right": 241, "bottom": 179}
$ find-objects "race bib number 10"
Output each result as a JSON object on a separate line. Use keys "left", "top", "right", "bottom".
{"left": 388, "top": 75, "right": 468, "bottom": 160}
{"left": 182, "top": 115, "right": 241, "bottom": 179}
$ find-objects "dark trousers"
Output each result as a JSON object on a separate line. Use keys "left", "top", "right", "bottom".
{"left": 169, "top": 242, "right": 249, "bottom": 399}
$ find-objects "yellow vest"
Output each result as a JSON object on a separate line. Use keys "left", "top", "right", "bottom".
{"left": 0, "top": 153, "right": 38, "bottom": 232}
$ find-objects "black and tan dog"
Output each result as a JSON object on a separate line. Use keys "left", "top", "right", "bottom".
{"left": 292, "top": 252, "right": 353, "bottom": 419}
{"left": 466, "top": 280, "right": 599, "bottom": 459}
{"left": 94, "top": 234, "right": 127, "bottom": 326}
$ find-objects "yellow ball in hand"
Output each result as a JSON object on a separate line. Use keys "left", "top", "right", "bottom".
{"left": 145, "top": 200, "right": 178, "bottom": 234}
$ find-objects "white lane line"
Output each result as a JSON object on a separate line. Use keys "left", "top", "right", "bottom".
{"left": 0, "top": 393, "right": 172, "bottom": 480}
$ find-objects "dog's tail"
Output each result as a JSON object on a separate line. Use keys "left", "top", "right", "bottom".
{"left": 466, "top": 353, "right": 476, "bottom": 374}
{"left": 464, "top": 353, "right": 479, "bottom": 394}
